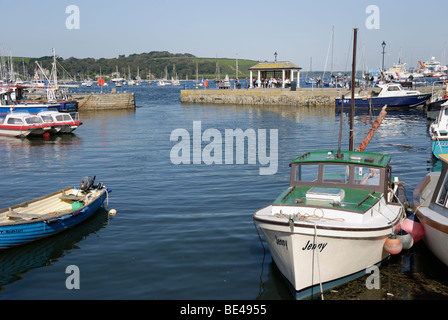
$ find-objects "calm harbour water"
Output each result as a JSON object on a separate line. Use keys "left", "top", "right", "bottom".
{"left": 0, "top": 82, "right": 447, "bottom": 300}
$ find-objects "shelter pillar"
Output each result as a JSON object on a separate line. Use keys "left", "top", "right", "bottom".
{"left": 249, "top": 71, "right": 253, "bottom": 88}
{"left": 282, "top": 70, "right": 285, "bottom": 88}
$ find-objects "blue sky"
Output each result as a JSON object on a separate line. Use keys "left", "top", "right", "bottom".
{"left": 2, "top": 0, "right": 447, "bottom": 71}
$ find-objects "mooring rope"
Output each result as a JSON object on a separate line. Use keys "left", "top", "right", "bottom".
{"left": 313, "top": 222, "right": 324, "bottom": 300}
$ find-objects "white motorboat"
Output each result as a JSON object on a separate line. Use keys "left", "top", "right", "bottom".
{"left": 253, "top": 150, "right": 405, "bottom": 299}
{"left": 0, "top": 112, "right": 53, "bottom": 137}
{"left": 429, "top": 101, "right": 448, "bottom": 159}
{"left": 413, "top": 153, "right": 448, "bottom": 267}
{"left": 38, "top": 111, "right": 82, "bottom": 133}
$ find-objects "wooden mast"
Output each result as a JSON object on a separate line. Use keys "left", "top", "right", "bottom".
{"left": 349, "top": 28, "right": 358, "bottom": 151}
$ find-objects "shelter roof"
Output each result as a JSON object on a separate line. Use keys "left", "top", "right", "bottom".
{"left": 249, "top": 61, "right": 301, "bottom": 71}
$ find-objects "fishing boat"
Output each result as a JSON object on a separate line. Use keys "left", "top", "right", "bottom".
{"left": 38, "top": 111, "right": 82, "bottom": 134}
{"left": 0, "top": 112, "right": 54, "bottom": 137}
{"left": 253, "top": 148, "right": 405, "bottom": 298}
{"left": 429, "top": 101, "right": 448, "bottom": 158}
{"left": 335, "top": 83, "right": 431, "bottom": 110}
{"left": 0, "top": 87, "right": 60, "bottom": 115}
{"left": 0, "top": 176, "right": 112, "bottom": 250}
{"left": 426, "top": 83, "right": 448, "bottom": 120}
{"left": 413, "top": 154, "right": 448, "bottom": 266}
{"left": 254, "top": 29, "right": 405, "bottom": 299}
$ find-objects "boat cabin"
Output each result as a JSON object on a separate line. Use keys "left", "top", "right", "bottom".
{"left": 426, "top": 154, "right": 448, "bottom": 213}
{"left": 0, "top": 112, "right": 44, "bottom": 125}
{"left": 276, "top": 151, "right": 394, "bottom": 212}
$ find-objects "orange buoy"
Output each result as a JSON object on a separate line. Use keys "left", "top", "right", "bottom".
{"left": 384, "top": 234, "right": 402, "bottom": 255}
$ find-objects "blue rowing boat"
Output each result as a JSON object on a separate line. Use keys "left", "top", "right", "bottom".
{"left": 0, "top": 177, "right": 111, "bottom": 250}
{"left": 335, "top": 83, "right": 431, "bottom": 110}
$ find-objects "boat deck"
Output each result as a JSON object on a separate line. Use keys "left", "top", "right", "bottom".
{"left": 274, "top": 186, "right": 382, "bottom": 213}
{"left": 0, "top": 187, "right": 88, "bottom": 225}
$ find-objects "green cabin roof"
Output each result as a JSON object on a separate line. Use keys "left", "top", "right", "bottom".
{"left": 291, "top": 151, "right": 391, "bottom": 168}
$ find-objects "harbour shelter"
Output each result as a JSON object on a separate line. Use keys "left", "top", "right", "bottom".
{"left": 248, "top": 61, "right": 302, "bottom": 89}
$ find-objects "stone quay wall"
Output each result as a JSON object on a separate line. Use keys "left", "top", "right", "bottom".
{"left": 181, "top": 88, "right": 343, "bottom": 107}
{"left": 72, "top": 92, "right": 135, "bottom": 110}
{"left": 180, "top": 86, "right": 440, "bottom": 108}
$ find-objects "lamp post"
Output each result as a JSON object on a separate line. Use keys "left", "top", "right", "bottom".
{"left": 274, "top": 52, "right": 278, "bottom": 62}
{"left": 381, "top": 41, "right": 386, "bottom": 71}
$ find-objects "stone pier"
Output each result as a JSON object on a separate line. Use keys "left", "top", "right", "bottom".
{"left": 181, "top": 88, "right": 342, "bottom": 107}
{"left": 72, "top": 92, "right": 135, "bottom": 110}
{"left": 181, "top": 86, "right": 440, "bottom": 108}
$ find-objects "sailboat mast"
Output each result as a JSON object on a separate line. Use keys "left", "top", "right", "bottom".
{"left": 349, "top": 28, "right": 358, "bottom": 151}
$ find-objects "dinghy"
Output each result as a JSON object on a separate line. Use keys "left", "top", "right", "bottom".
{"left": 0, "top": 177, "right": 111, "bottom": 250}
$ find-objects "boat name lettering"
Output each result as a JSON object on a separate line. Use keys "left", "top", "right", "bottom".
{"left": 0, "top": 229, "right": 24, "bottom": 235}
{"left": 302, "top": 240, "right": 327, "bottom": 252}
{"left": 275, "top": 235, "right": 288, "bottom": 250}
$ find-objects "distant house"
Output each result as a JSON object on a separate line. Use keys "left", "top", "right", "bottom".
{"left": 248, "top": 61, "right": 302, "bottom": 88}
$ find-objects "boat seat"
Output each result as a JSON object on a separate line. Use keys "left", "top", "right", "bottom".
{"left": 59, "top": 190, "right": 85, "bottom": 202}
{"left": 439, "top": 129, "right": 448, "bottom": 135}
{"left": 6, "top": 208, "right": 40, "bottom": 221}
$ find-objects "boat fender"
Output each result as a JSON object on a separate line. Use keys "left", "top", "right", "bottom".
{"left": 396, "top": 229, "right": 413, "bottom": 250}
{"left": 384, "top": 234, "right": 402, "bottom": 255}
{"left": 400, "top": 211, "right": 424, "bottom": 243}
{"left": 44, "top": 218, "right": 59, "bottom": 225}
{"left": 109, "top": 209, "right": 117, "bottom": 216}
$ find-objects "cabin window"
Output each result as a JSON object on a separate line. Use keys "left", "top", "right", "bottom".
{"left": 41, "top": 115, "right": 52, "bottom": 123}
{"left": 25, "top": 117, "right": 42, "bottom": 125}
{"left": 7, "top": 118, "right": 22, "bottom": 124}
{"left": 387, "top": 86, "right": 400, "bottom": 91}
{"left": 56, "top": 115, "right": 64, "bottom": 121}
{"left": 355, "top": 166, "right": 380, "bottom": 186}
{"left": 436, "top": 174, "right": 448, "bottom": 206}
{"left": 322, "top": 164, "right": 349, "bottom": 184}
{"left": 295, "top": 164, "right": 319, "bottom": 182}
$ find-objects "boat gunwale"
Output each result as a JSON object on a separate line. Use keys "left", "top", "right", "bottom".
{"left": 0, "top": 187, "right": 106, "bottom": 227}
{"left": 253, "top": 202, "right": 402, "bottom": 233}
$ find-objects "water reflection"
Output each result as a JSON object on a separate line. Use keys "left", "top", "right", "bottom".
{"left": 0, "top": 208, "right": 111, "bottom": 290}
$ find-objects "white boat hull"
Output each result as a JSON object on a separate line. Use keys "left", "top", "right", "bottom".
{"left": 254, "top": 201, "right": 401, "bottom": 299}
{"left": 256, "top": 223, "right": 389, "bottom": 297}
{"left": 419, "top": 215, "right": 448, "bottom": 266}
{"left": 413, "top": 168, "right": 448, "bottom": 267}
{"left": 0, "top": 128, "right": 32, "bottom": 137}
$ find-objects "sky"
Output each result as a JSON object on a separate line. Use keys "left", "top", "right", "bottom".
{"left": 1, "top": 0, "right": 448, "bottom": 71}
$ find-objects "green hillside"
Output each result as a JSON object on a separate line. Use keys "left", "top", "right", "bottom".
{"left": 18, "top": 51, "right": 258, "bottom": 80}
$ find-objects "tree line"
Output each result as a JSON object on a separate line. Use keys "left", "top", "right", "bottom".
{"left": 26, "top": 51, "right": 257, "bottom": 80}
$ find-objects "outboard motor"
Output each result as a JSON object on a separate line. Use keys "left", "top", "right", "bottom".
{"left": 80, "top": 176, "right": 95, "bottom": 191}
